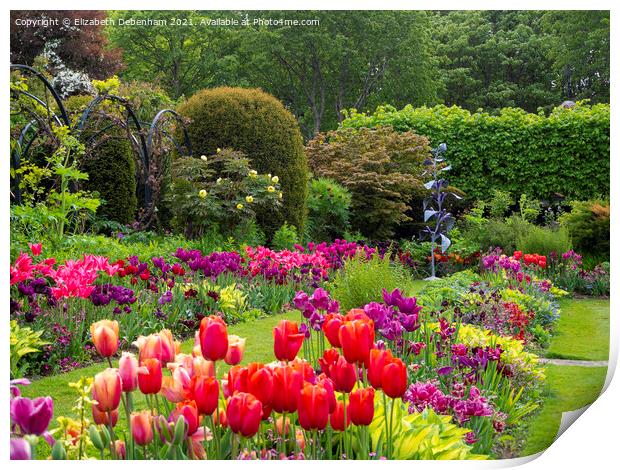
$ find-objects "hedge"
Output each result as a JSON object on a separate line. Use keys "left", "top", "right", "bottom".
{"left": 177, "top": 87, "right": 308, "bottom": 236}
{"left": 341, "top": 102, "right": 610, "bottom": 202}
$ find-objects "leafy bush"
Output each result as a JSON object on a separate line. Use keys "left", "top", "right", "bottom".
{"left": 177, "top": 87, "right": 308, "bottom": 236}
{"left": 164, "top": 149, "right": 281, "bottom": 238}
{"left": 270, "top": 222, "right": 299, "bottom": 251}
{"left": 488, "top": 189, "right": 513, "bottom": 219}
{"left": 305, "top": 177, "right": 352, "bottom": 242}
{"left": 306, "top": 126, "right": 431, "bottom": 239}
{"left": 559, "top": 199, "right": 610, "bottom": 257}
{"left": 328, "top": 252, "right": 416, "bottom": 311}
{"left": 515, "top": 223, "right": 571, "bottom": 255}
{"left": 10, "top": 320, "right": 47, "bottom": 378}
{"left": 81, "top": 125, "right": 138, "bottom": 224}
{"left": 342, "top": 102, "right": 610, "bottom": 201}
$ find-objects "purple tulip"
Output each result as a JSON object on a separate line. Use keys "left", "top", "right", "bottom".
{"left": 382, "top": 288, "right": 403, "bottom": 307}
{"left": 10, "top": 438, "right": 31, "bottom": 460}
{"left": 310, "top": 288, "right": 330, "bottom": 310}
{"left": 10, "top": 396, "right": 53, "bottom": 435}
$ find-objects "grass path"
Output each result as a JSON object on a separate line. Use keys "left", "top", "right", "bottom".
{"left": 521, "top": 298, "right": 609, "bottom": 456}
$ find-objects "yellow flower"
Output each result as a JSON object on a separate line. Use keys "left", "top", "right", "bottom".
{"left": 245, "top": 195, "right": 254, "bottom": 203}
{"left": 236, "top": 203, "right": 244, "bottom": 210}
{"left": 267, "top": 186, "right": 275, "bottom": 193}
{"left": 217, "top": 148, "right": 222, "bottom": 153}
{"left": 200, "top": 155, "right": 208, "bottom": 162}
{"left": 278, "top": 191, "right": 283, "bottom": 199}
{"left": 216, "top": 178, "right": 222, "bottom": 184}
{"left": 198, "top": 189, "right": 207, "bottom": 198}
{"left": 271, "top": 175, "right": 279, "bottom": 183}
{"left": 248, "top": 170, "right": 258, "bottom": 178}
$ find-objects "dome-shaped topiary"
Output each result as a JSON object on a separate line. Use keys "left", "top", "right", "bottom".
{"left": 177, "top": 87, "right": 308, "bottom": 236}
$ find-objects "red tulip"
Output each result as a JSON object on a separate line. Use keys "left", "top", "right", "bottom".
{"left": 199, "top": 316, "right": 229, "bottom": 361}
{"left": 247, "top": 364, "right": 274, "bottom": 407}
{"left": 227, "top": 365, "right": 250, "bottom": 396}
{"left": 368, "top": 348, "right": 394, "bottom": 390}
{"left": 114, "top": 440, "right": 126, "bottom": 460}
{"left": 322, "top": 313, "right": 344, "bottom": 348}
{"left": 290, "top": 358, "right": 315, "bottom": 383}
{"left": 344, "top": 309, "right": 371, "bottom": 322}
{"left": 339, "top": 319, "right": 374, "bottom": 365}
{"left": 329, "top": 400, "right": 351, "bottom": 431}
{"left": 92, "top": 404, "right": 118, "bottom": 427}
{"left": 297, "top": 382, "right": 330, "bottom": 431}
{"left": 273, "top": 320, "right": 305, "bottom": 361}
{"left": 226, "top": 392, "right": 263, "bottom": 437}
{"left": 131, "top": 411, "right": 153, "bottom": 446}
{"left": 172, "top": 400, "right": 199, "bottom": 436}
{"left": 90, "top": 320, "right": 119, "bottom": 358}
{"left": 187, "top": 375, "right": 219, "bottom": 415}
{"left": 271, "top": 365, "right": 303, "bottom": 413}
{"left": 28, "top": 243, "right": 42, "bottom": 256}
{"left": 328, "top": 355, "right": 357, "bottom": 393}
{"left": 119, "top": 352, "right": 138, "bottom": 392}
{"left": 92, "top": 368, "right": 122, "bottom": 412}
{"left": 224, "top": 335, "right": 246, "bottom": 365}
{"left": 381, "top": 358, "right": 408, "bottom": 399}
{"left": 317, "top": 375, "right": 337, "bottom": 413}
{"left": 138, "top": 358, "right": 163, "bottom": 395}
{"left": 349, "top": 387, "right": 375, "bottom": 425}
{"left": 319, "top": 348, "right": 340, "bottom": 376}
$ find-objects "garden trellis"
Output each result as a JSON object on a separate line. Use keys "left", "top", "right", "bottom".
{"left": 9, "top": 64, "right": 192, "bottom": 227}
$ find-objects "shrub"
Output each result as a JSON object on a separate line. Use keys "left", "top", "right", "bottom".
{"left": 487, "top": 190, "right": 513, "bottom": 219}
{"left": 163, "top": 149, "right": 281, "bottom": 238}
{"left": 515, "top": 224, "right": 571, "bottom": 255}
{"left": 81, "top": 125, "right": 138, "bottom": 224}
{"left": 305, "top": 178, "right": 352, "bottom": 242}
{"left": 271, "top": 222, "right": 299, "bottom": 251}
{"left": 559, "top": 199, "right": 610, "bottom": 257}
{"left": 306, "top": 126, "right": 431, "bottom": 239}
{"left": 328, "top": 252, "right": 416, "bottom": 311}
{"left": 177, "top": 87, "right": 308, "bottom": 236}
{"left": 342, "top": 102, "right": 610, "bottom": 201}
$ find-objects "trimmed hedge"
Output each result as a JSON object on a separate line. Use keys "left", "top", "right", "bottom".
{"left": 341, "top": 102, "right": 610, "bottom": 201}
{"left": 177, "top": 87, "right": 308, "bottom": 236}
{"left": 82, "top": 127, "right": 137, "bottom": 224}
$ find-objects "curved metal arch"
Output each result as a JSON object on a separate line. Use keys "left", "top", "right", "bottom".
{"left": 10, "top": 63, "right": 70, "bottom": 127}
{"left": 147, "top": 109, "right": 192, "bottom": 157}
{"left": 75, "top": 93, "right": 151, "bottom": 205}
{"left": 11, "top": 90, "right": 65, "bottom": 127}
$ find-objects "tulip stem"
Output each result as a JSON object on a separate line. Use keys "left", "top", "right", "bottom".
{"left": 107, "top": 412, "right": 117, "bottom": 459}
{"left": 123, "top": 391, "right": 133, "bottom": 460}
{"left": 342, "top": 393, "right": 348, "bottom": 459}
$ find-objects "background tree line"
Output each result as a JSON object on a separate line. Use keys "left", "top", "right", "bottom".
{"left": 11, "top": 10, "right": 610, "bottom": 138}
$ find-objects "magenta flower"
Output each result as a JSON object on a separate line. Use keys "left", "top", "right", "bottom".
{"left": 10, "top": 396, "right": 53, "bottom": 435}
{"left": 10, "top": 438, "right": 31, "bottom": 460}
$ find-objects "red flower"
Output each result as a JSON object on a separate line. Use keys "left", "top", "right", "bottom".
{"left": 199, "top": 316, "right": 228, "bottom": 361}
{"left": 139, "top": 270, "right": 150, "bottom": 281}
{"left": 297, "top": 382, "right": 330, "bottom": 431}
{"left": 138, "top": 358, "right": 163, "bottom": 395}
{"left": 227, "top": 365, "right": 249, "bottom": 396}
{"left": 317, "top": 375, "right": 337, "bottom": 413}
{"left": 367, "top": 348, "right": 394, "bottom": 390}
{"left": 273, "top": 320, "right": 305, "bottom": 361}
{"left": 187, "top": 375, "right": 219, "bottom": 415}
{"left": 327, "top": 354, "right": 356, "bottom": 393}
{"left": 322, "top": 313, "right": 344, "bottom": 348}
{"left": 349, "top": 387, "right": 375, "bottom": 425}
{"left": 270, "top": 365, "right": 303, "bottom": 413}
{"left": 28, "top": 243, "right": 42, "bottom": 256}
{"left": 171, "top": 400, "right": 199, "bottom": 436}
{"left": 226, "top": 392, "right": 263, "bottom": 437}
{"left": 381, "top": 358, "right": 408, "bottom": 399}
{"left": 339, "top": 319, "right": 374, "bottom": 366}
{"left": 329, "top": 399, "right": 351, "bottom": 431}
{"left": 247, "top": 364, "right": 274, "bottom": 408}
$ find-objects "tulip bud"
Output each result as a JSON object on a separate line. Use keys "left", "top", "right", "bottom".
{"left": 199, "top": 316, "right": 228, "bottom": 361}
{"left": 93, "top": 368, "right": 122, "bottom": 412}
{"left": 131, "top": 411, "right": 154, "bottom": 446}
{"left": 273, "top": 320, "right": 305, "bottom": 362}
{"left": 51, "top": 441, "right": 67, "bottom": 460}
{"left": 224, "top": 335, "right": 246, "bottom": 365}
{"left": 114, "top": 440, "right": 126, "bottom": 460}
{"left": 92, "top": 404, "right": 118, "bottom": 427}
{"left": 138, "top": 358, "right": 163, "bottom": 395}
{"left": 89, "top": 425, "right": 105, "bottom": 451}
{"left": 119, "top": 352, "right": 138, "bottom": 392}
{"left": 172, "top": 415, "right": 186, "bottom": 446}
{"left": 90, "top": 320, "right": 119, "bottom": 358}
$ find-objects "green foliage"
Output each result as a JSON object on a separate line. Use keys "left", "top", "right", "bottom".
{"left": 81, "top": 126, "right": 137, "bottom": 224}
{"left": 306, "top": 126, "right": 431, "bottom": 239}
{"left": 164, "top": 149, "right": 281, "bottom": 238}
{"left": 177, "top": 87, "right": 308, "bottom": 236}
{"left": 417, "top": 270, "right": 482, "bottom": 311}
{"left": 270, "top": 222, "right": 298, "bottom": 251}
{"left": 10, "top": 320, "right": 47, "bottom": 378}
{"left": 488, "top": 190, "right": 513, "bottom": 219}
{"left": 370, "top": 395, "right": 487, "bottom": 460}
{"left": 518, "top": 194, "right": 541, "bottom": 223}
{"left": 328, "top": 252, "right": 416, "bottom": 311}
{"left": 559, "top": 200, "right": 610, "bottom": 257}
{"left": 515, "top": 223, "right": 571, "bottom": 256}
{"left": 342, "top": 102, "right": 610, "bottom": 202}
{"left": 305, "top": 178, "right": 352, "bottom": 242}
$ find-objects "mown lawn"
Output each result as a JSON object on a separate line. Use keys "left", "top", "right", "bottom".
{"left": 545, "top": 298, "right": 610, "bottom": 361}
{"left": 521, "top": 297, "right": 610, "bottom": 456}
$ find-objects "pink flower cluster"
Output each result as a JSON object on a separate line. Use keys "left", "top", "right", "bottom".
{"left": 295, "top": 239, "right": 376, "bottom": 270}
{"left": 245, "top": 246, "right": 331, "bottom": 281}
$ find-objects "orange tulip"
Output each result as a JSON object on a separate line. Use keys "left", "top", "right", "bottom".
{"left": 92, "top": 368, "right": 122, "bottom": 412}
{"left": 161, "top": 366, "right": 191, "bottom": 402}
{"left": 193, "top": 356, "right": 215, "bottom": 377}
{"left": 133, "top": 329, "right": 180, "bottom": 364}
{"left": 119, "top": 352, "right": 138, "bottom": 392}
{"left": 275, "top": 416, "right": 290, "bottom": 436}
{"left": 90, "top": 320, "right": 119, "bottom": 358}
{"left": 224, "top": 335, "right": 246, "bottom": 365}
{"left": 171, "top": 400, "right": 199, "bottom": 436}
{"left": 322, "top": 313, "right": 344, "bottom": 348}
{"left": 114, "top": 440, "right": 126, "bottom": 460}
{"left": 131, "top": 411, "right": 153, "bottom": 446}
{"left": 92, "top": 404, "right": 118, "bottom": 427}
{"left": 138, "top": 358, "right": 163, "bottom": 395}
{"left": 273, "top": 320, "right": 305, "bottom": 362}
{"left": 339, "top": 319, "right": 374, "bottom": 366}
{"left": 199, "top": 316, "right": 229, "bottom": 361}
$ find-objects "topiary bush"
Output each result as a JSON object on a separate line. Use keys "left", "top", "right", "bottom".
{"left": 306, "top": 126, "right": 432, "bottom": 239}
{"left": 81, "top": 125, "right": 137, "bottom": 224}
{"left": 342, "top": 101, "right": 610, "bottom": 202}
{"left": 177, "top": 87, "right": 308, "bottom": 236}
{"left": 305, "top": 177, "right": 352, "bottom": 242}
